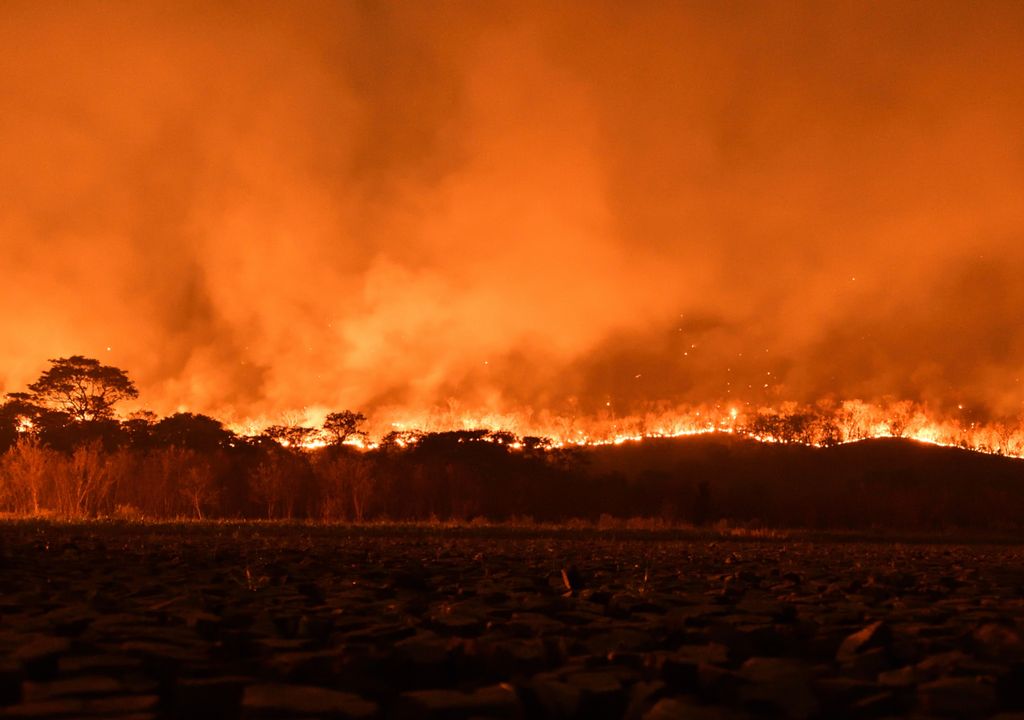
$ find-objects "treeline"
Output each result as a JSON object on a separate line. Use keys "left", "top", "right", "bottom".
{"left": 4, "top": 408, "right": 1024, "bottom": 529}
{"left": 0, "top": 403, "right": 589, "bottom": 521}
{"left": 0, "top": 356, "right": 655, "bottom": 522}
{"left": 4, "top": 425, "right": 1024, "bottom": 530}
{"left": 5, "top": 355, "right": 1024, "bottom": 529}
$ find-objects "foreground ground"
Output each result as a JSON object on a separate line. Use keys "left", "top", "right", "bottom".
{"left": 2, "top": 523, "right": 1024, "bottom": 719}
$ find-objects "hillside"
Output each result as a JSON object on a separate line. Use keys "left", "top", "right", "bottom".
{"left": 577, "top": 435, "right": 1024, "bottom": 529}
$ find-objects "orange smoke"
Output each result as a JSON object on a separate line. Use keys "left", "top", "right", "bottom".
{"left": 2, "top": 2, "right": 1024, "bottom": 432}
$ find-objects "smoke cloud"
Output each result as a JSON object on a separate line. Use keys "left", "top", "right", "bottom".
{"left": 2, "top": 1, "right": 1024, "bottom": 428}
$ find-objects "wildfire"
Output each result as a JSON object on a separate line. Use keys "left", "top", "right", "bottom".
{"left": 245, "top": 399, "right": 1024, "bottom": 459}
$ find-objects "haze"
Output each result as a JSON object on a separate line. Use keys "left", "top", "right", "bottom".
{"left": 3, "top": 1, "right": 1024, "bottom": 429}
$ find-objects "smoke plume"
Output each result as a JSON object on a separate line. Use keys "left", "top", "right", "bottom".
{"left": 2, "top": 1, "right": 1024, "bottom": 429}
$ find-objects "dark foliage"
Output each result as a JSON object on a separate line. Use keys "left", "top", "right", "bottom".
{"left": 323, "top": 410, "right": 367, "bottom": 445}
{"left": 149, "top": 412, "right": 234, "bottom": 451}
{"left": 4, "top": 357, "right": 1024, "bottom": 528}
{"left": 26, "top": 355, "right": 138, "bottom": 421}
{"left": 2, "top": 413, "right": 1024, "bottom": 528}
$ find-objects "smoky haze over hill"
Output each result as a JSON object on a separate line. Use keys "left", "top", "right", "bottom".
{"left": 2, "top": 1, "right": 1024, "bottom": 423}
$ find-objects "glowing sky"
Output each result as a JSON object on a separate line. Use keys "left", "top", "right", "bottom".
{"left": 2, "top": 1, "right": 1024, "bottom": 424}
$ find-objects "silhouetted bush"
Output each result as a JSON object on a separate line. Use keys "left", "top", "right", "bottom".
{"left": 3, "top": 430, "right": 1024, "bottom": 528}
{"left": 5, "top": 375, "right": 1024, "bottom": 529}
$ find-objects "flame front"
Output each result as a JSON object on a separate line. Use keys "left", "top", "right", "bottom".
{"left": 3, "top": 4, "right": 1024, "bottom": 445}
{"left": 250, "top": 399, "right": 1024, "bottom": 459}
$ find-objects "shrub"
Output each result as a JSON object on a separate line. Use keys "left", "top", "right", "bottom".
{"left": 0, "top": 438, "right": 52, "bottom": 514}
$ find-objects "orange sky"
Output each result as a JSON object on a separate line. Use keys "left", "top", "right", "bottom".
{"left": 2, "top": 1, "right": 1024, "bottom": 425}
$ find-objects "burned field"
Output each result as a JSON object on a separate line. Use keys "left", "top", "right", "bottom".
{"left": 2, "top": 523, "right": 1024, "bottom": 719}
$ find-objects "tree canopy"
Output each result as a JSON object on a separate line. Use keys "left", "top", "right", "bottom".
{"left": 323, "top": 410, "right": 367, "bottom": 445}
{"left": 27, "top": 356, "right": 138, "bottom": 421}
{"left": 150, "top": 412, "right": 235, "bottom": 451}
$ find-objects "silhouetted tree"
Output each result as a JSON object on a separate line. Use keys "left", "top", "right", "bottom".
{"left": 1, "top": 392, "right": 50, "bottom": 444}
{"left": 0, "top": 395, "right": 37, "bottom": 452}
{"left": 0, "top": 438, "right": 50, "bottom": 513}
{"left": 322, "top": 410, "right": 367, "bottom": 445}
{"left": 886, "top": 400, "right": 915, "bottom": 438}
{"left": 744, "top": 412, "right": 782, "bottom": 441}
{"left": 379, "top": 429, "right": 424, "bottom": 451}
{"left": 123, "top": 410, "right": 157, "bottom": 447}
{"left": 521, "top": 435, "right": 552, "bottom": 456}
{"left": 779, "top": 412, "right": 816, "bottom": 444}
{"left": 992, "top": 422, "right": 1023, "bottom": 456}
{"left": 168, "top": 448, "right": 219, "bottom": 519}
{"left": 1, "top": 393, "right": 87, "bottom": 450}
{"left": 746, "top": 410, "right": 818, "bottom": 444}
{"left": 814, "top": 416, "right": 843, "bottom": 447}
{"left": 314, "top": 452, "right": 376, "bottom": 521}
{"left": 263, "top": 424, "right": 319, "bottom": 449}
{"left": 249, "top": 443, "right": 316, "bottom": 519}
{"left": 27, "top": 356, "right": 138, "bottom": 421}
{"left": 151, "top": 412, "right": 234, "bottom": 451}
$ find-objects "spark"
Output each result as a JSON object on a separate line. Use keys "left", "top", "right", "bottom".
{"left": 219, "top": 398, "right": 1024, "bottom": 461}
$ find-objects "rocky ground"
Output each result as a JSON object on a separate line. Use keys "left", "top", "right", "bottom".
{"left": 2, "top": 522, "right": 1024, "bottom": 719}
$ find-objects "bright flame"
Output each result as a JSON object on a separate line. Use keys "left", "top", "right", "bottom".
{"left": 239, "top": 398, "right": 1024, "bottom": 459}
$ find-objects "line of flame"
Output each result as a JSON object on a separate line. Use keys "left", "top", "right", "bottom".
{"left": 234, "top": 400, "right": 1024, "bottom": 459}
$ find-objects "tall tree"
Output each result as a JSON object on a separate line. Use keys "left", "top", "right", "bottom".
{"left": 27, "top": 356, "right": 138, "bottom": 421}
{"left": 323, "top": 410, "right": 367, "bottom": 446}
